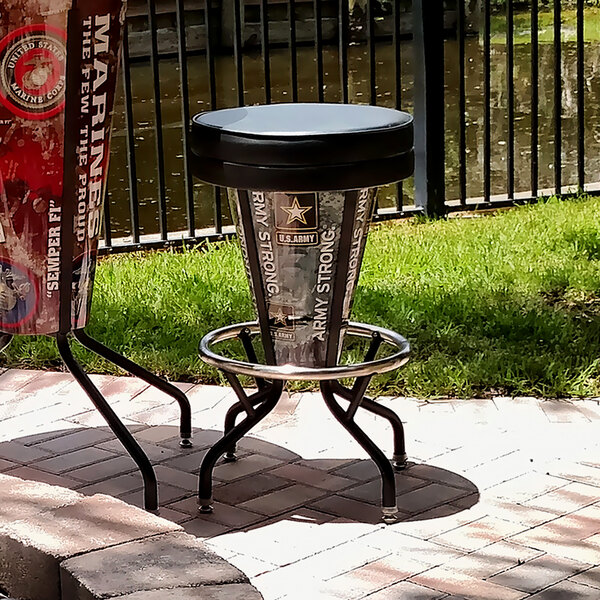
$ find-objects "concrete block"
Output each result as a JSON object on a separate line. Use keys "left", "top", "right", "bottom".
{"left": 115, "top": 584, "right": 263, "bottom": 599}
{"left": 0, "top": 474, "right": 181, "bottom": 600}
{"left": 0, "top": 473, "right": 82, "bottom": 600}
{"left": 60, "top": 532, "right": 250, "bottom": 600}
{"left": 0, "top": 473, "right": 81, "bottom": 523}
{"left": 0, "top": 534, "right": 57, "bottom": 600}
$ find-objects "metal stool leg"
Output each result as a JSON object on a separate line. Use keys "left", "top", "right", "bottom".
{"left": 221, "top": 388, "right": 271, "bottom": 461}
{"left": 56, "top": 333, "right": 158, "bottom": 511}
{"left": 331, "top": 381, "right": 407, "bottom": 470}
{"left": 360, "top": 397, "right": 407, "bottom": 470}
{"left": 321, "top": 380, "right": 398, "bottom": 523}
{"left": 198, "top": 379, "right": 284, "bottom": 512}
{"left": 73, "top": 328, "right": 193, "bottom": 448}
{"left": 0, "top": 333, "right": 13, "bottom": 353}
{"left": 221, "top": 327, "right": 270, "bottom": 461}
{"left": 222, "top": 402, "right": 246, "bottom": 462}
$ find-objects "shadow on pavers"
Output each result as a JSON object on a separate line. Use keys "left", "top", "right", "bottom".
{"left": 1, "top": 425, "right": 479, "bottom": 530}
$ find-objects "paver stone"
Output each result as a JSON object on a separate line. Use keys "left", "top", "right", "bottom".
{"left": 60, "top": 531, "right": 249, "bottom": 599}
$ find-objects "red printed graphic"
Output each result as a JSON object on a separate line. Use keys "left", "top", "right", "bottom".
{"left": 0, "top": 25, "right": 67, "bottom": 120}
{"left": 0, "top": 3, "right": 125, "bottom": 335}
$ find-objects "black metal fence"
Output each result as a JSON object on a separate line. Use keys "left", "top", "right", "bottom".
{"left": 101, "top": 0, "right": 594, "bottom": 253}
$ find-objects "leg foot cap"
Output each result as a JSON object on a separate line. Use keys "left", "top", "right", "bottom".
{"left": 198, "top": 500, "right": 214, "bottom": 514}
{"left": 179, "top": 437, "right": 193, "bottom": 449}
{"left": 382, "top": 506, "right": 398, "bottom": 524}
{"left": 392, "top": 453, "right": 408, "bottom": 471}
{"left": 223, "top": 452, "right": 237, "bottom": 463}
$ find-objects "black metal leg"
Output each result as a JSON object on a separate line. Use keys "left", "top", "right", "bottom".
{"left": 321, "top": 380, "right": 398, "bottom": 523}
{"left": 56, "top": 333, "right": 159, "bottom": 511}
{"left": 331, "top": 381, "right": 407, "bottom": 470}
{"left": 238, "top": 327, "right": 266, "bottom": 390}
{"left": 0, "top": 333, "right": 13, "bottom": 353}
{"left": 73, "top": 328, "right": 193, "bottom": 447}
{"left": 221, "top": 331, "right": 271, "bottom": 461}
{"left": 222, "top": 402, "right": 246, "bottom": 462}
{"left": 198, "top": 379, "right": 284, "bottom": 512}
{"left": 360, "top": 396, "right": 407, "bottom": 470}
{"left": 221, "top": 387, "right": 271, "bottom": 461}
{"left": 224, "top": 401, "right": 245, "bottom": 436}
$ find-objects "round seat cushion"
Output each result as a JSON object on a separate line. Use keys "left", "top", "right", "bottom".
{"left": 190, "top": 103, "right": 414, "bottom": 191}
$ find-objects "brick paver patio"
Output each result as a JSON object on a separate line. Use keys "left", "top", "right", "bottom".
{"left": 0, "top": 367, "right": 599, "bottom": 599}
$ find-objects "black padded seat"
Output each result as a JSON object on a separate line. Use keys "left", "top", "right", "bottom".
{"left": 190, "top": 103, "right": 414, "bottom": 191}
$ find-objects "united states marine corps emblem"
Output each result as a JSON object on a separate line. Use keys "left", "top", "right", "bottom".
{"left": 0, "top": 24, "right": 67, "bottom": 120}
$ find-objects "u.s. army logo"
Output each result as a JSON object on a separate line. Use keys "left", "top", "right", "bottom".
{"left": 275, "top": 193, "right": 319, "bottom": 246}
{"left": 268, "top": 303, "right": 295, "bottom": 340}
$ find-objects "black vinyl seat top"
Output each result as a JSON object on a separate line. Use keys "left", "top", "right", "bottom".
{"left": 190, "top": 103, "right": 414, "bottom": 191}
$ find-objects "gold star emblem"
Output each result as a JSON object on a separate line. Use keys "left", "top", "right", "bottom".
{"left": 280, "top": 197, "right": 312, "bottom": 225}
{"left": 270, "top": 307, "right": 288, "bottom": 326}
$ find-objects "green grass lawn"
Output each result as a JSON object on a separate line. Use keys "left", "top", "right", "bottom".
{"left": 2, "top": 195, "right": 600, "bottom": 399}
{"left": 491, "top": 6, "right": 600, "bottom": 44}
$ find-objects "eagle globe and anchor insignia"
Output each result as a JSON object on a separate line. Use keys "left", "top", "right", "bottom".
{"left": 0, "top": 24, "right": 67, "bottom": 120}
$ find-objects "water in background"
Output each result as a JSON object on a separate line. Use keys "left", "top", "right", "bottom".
{"left": 105, "top": 32, "right": 600, "bottom": 239}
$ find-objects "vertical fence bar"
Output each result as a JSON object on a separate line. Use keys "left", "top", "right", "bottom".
{"left": 577, "top": 0, "right": 585, "bottom": 190}
{"left": 103, "top": 193, "right": 113, "bottom": 248}
{"left": 457, "top": 0, "right": 466, "bottom": 205}
{"left": 147, "top": 0, "right": 168, "bottom": 239}
{"left": 260, "top": 0, "right": 272, "bottom": 104}
{"left": 205, "top": 0, "right": 222, "bottom": 233}
{"left": 394, "top": 182, "right": 403, "bottom": 213}
{"left": 233, "top": 0, "right": 245, "bottom": 106}
{"left": 366, "top": 0, "right": 377, "bottom": 211}
{"left": 176, "top": 0, "right": 196, "bottom": 238}
{"left": 507, "top": 0, "right": 514, "bottom": 200}
{"left": 206, "top": 0, "right": 217, "bottom": 110}
{"left": 314, "top": 0, "right": 324, "bottom": 102}
{"left": 213, "top": 186, "right": 223, "bottom": 236}
{"left": 531, "top": 0, "right": 538, "bottom": 198}
{"left": 121, "top": 25, "right": 140, "bottom": 245}
{"left": 288, "top": 0, "right": 298, "bottom": 102}
{"left": 554, "top": 0, "right": 562, "bottom": 195}
{"left": 483, "top": 0, "right": 491, "bottom": 202}
{"left": 339, "top": 0, "right": 349, "bottom": 103}
{"left": 393, "top": 0, "right": 402, "bottom": 210}
{"left": 393, "top": 0, "right": 401, "bottom": 111}
{"left": 413, "top": 0, "right": 446, "bottom": 217}
{"left": 366, "top": 0, "right": 376, "bottom": 105}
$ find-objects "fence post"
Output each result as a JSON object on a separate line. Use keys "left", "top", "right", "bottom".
{"left": 413, "top": 0, "right": 446, "bottom": 217}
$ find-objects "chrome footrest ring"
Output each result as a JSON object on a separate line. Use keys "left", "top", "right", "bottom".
{"left": 199, "top": 321, "right": 410, "bottom": 381}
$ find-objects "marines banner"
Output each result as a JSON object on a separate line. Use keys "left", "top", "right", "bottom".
{"left": 229, "top": 187, "right": 376, "bottom": 368}
{"left": 0, "top": 0, "right": 126, "bottom": 334}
